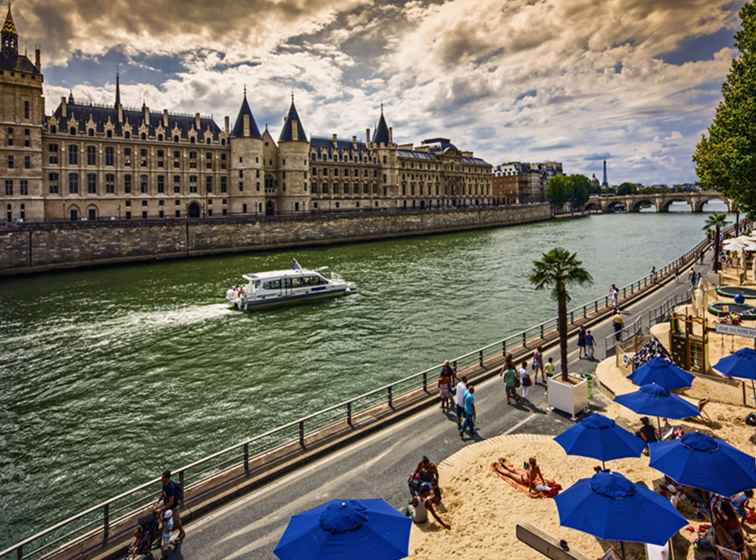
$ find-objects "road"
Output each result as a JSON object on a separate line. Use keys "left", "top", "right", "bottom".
{"left": 174, "top": 257, "right": 707, "bottom": 560}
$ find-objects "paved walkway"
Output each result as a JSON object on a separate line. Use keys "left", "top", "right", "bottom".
{"left": 172, "top": 256, "right": 710, "bottom": 560}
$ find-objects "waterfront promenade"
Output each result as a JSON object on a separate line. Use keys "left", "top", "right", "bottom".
{"left": 178, "top": 256, "right": 710, "bottom": 559}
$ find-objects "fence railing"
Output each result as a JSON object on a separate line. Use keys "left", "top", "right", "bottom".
{"left": 1, "top": 222, "right": 742, "bottom": 560}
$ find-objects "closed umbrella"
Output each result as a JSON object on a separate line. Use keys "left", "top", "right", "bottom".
{"left": 614, "top": 383, "right": 699, "bottom": 433}
{"left": 555, "top": 471, "right": 687, "bottom": 557}
{"left": 274, "top": 499, "right": 412, "bottom": 560}
{"left": 554, "top": 413, "right": 645, "bottom": 469}
{"left": 650, "top": 432, "right": 756, "bottom": 497}
{"left": 628, "top": 357, "right": 694, "bottom": 392}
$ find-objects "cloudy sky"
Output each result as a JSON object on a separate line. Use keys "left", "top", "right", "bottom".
{"left": 11, "top": 0, "right": 743, "bottom": 184}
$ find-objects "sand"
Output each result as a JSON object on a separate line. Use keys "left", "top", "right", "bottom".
{"left": 407, "top": 433, "right": 755, "bottom": 560}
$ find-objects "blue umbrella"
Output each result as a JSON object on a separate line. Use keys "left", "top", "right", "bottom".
{"left": 274, "top": 499, "right": 411, "bottom": 560}
{"left": 628, "top": 357, "right": 694, "bottom": 391}
{"left": 650, "top": 432, "right": 756, "bottom": 497}
{"left": 615, "top": 383, "right": 699, "bottom": 433}
{"left": 714, "top": 348, "right": 756, "bottom": 380}
{"left": 555, "top": 471, "right": 686, "bottom": 551}
{"left": 554, "top": 413, "right": 645, "bottom": 469}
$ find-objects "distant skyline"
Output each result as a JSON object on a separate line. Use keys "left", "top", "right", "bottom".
{"left": 13, "top": 0, "right": 744, "bottom": 184}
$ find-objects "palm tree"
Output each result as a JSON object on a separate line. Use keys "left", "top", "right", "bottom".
{"left": 703, "top": 213, "right": 730, "bottom": 272}
{"left": 529, "top": 248, "right": 593, "bottom": 381}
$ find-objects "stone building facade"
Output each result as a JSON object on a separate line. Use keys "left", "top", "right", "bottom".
{"left": 492, "top": 161, "right": 563, "bottom": 204}
{"left": 0, "top": 5, "right": 493, "bottom": 223}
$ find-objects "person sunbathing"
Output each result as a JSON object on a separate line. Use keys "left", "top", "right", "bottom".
{"left": 497, "top": 457, "right": 545, "bottom": 492}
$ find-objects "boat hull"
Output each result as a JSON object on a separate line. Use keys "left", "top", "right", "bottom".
{"left": 232, "top": 287, "right": 352, "bottom": 311}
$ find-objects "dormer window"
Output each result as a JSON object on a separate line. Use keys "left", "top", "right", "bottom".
{"left": 50, "top": 125, "right": 57, "bottom": 134}
{"left": 70, "top": 127, "right": 77, "bottom": 135}
{"left": 158, "top": 134, "right": 164, "bottom": 141}
{"left": 106, "top": 130, "right": 113, "bottom": 138}
{"left": 173, "top": 135, "right": 179, "bottom": 143}
{"left": 125, "top": 131, "right": 131, "bottom": 139}
{"left": 141, "top": 133, "right": 147, "bottom": 140}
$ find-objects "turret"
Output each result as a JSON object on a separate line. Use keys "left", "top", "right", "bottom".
{"left": 371, "top": 105, "right": 399, "bottom": 203}
{"left": 230, "top": 87, "right": 264, "bottom": 216}
{"left": 277, "top": 94, "right": 310, "bottom": 213}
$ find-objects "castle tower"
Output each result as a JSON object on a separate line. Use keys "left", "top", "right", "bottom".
{"left": 369, "top": 104, "right": 399, "bottom": 205}
{"left": 277, "top": 94, "right": 310, "bottom": 213}
{"left": 229, "top": 87, "right": 264, "bottom": 215}
{"left": 0, "top": 0, "right": 45, "bottom": 222}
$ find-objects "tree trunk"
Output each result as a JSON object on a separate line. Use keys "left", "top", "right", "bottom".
{"left": 558, "top": 288, "right": 569, "bottom": 381}
{"left": 713, "top": 225, "right": 721, "bottom": 272}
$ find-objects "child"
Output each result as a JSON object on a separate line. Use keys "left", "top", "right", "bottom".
{"left": 161, "top": 509, "right": 175, "bottom": 556}
{"left": 544, "top": 357, "right": 555, "bottom": 381}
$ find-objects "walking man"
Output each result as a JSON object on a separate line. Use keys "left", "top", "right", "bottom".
{"left": 502, "top": 361, "right": 517, "bottom": 404}
{"left": 613, "top": 311, "right": 625, "bottom": 342}
{"left": 158, "top": 470, "right": 185, "bottom": 543}
{"left": 454, "top": 376, "right": 468, "bottom": 430}
{"left": 460, "top": 385, "right": 476, "bottom": 439}
{"left": 585, "top": 330, "right": 595, "bottom": 360}
{"left": 577, "top": 326, "right": 587, "bottom": 359}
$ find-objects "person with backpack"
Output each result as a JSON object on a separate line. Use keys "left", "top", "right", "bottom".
{"left": 519, "top": 360, "right": 532, "bottom": 400}
{"left": 159, "top": 470, "right": 185, "bottom": 543}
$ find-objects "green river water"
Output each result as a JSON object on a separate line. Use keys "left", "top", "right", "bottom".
{"left": 0, "top": 205, "right": 729, "bottom": 549}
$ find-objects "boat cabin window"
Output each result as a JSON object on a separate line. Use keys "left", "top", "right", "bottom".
{"left": 263, "top": 279, "right": 282, "bottom": 290}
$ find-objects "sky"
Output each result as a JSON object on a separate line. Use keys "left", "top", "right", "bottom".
{"left": 10, "top": 0, "right": 745, "bottom": 184}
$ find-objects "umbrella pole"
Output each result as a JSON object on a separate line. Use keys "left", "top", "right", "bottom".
{"left": 657, "top": 416, "right": 662, "bottom": 437}
{"left": 602, "top": 460, "right": 606, "bottom": 471}
{"left": 621, "top": 541, "right": 626, "bottom": 560}
{"left": 751, "top": 380, "right": 756, "bottom": 408}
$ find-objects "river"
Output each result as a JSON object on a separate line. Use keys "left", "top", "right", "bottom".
{"left": 0, "top": 203, "right": 729, "bottom": 549}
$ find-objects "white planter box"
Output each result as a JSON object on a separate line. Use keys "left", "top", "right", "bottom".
{"left": 547, "top": 374, "right": 589, "bottom": 419}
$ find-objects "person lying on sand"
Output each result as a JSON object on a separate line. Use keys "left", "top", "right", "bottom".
{"left": 497, "top": 457, "right": 545, "bottom": 491}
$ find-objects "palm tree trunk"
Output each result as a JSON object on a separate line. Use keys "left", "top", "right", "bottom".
{"left": 713, "top": 225, "right": 720, "bottom": 272}
{"left": 558, "top": 288, "right": 569, "bottom": 381}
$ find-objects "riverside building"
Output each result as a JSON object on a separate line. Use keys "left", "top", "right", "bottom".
{"left": 0, "top": 5, "right": 492, "bottom": 223}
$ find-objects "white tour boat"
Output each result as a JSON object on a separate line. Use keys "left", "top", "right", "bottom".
{"left": 226, "top": 261, "right": 355, "bottom": 311}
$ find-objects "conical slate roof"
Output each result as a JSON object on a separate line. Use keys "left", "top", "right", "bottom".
{"left": 232, "top": 90, "right": 262, "bottom": 139}
{"left": 278, "top": 98, "right": 307, "bottom": 143}
{"left": 3, "top": 3, "right": 16, "bottom": 35}
{"left": 372, "top": 106, "right": 390, "bottom": 144}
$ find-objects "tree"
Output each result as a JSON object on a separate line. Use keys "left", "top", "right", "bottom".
{"left": 529, "top": 248, "right": 593, "bottom": 381}
{"left": 546, "top": 175, "right": 571, "bottom": 209}
{"left": 568, "top": 174, "right": 592, "bottom": 209}
{"left": 694, "top": 2, "right": 756, "bottom": 217}
{"left": 703, "top": 213, "right": 730, "bottom": 272}
{"left": 616, "top": 182, "right": 639, "bottom": 196}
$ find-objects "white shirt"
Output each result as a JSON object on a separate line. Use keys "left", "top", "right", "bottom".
{"left": 455, "top": 382, "right": 467, "bottom": 407}
{"left": 519, "top": 367, "right": 527, "bottom": 383}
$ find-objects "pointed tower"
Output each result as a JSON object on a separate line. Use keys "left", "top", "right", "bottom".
{"left": 369, "top": 104, "right": 399, "bottom": 205}
{"left": 230, "top": 87, "right": 264, "bottom": 215}
{"left": 114, "top": 71, "right": 123, "bottom": 122}
{"left": 602, "top": 160, "right": 608, "bottom": 188}
{"left": 277, "top": 94, "right": 310, "bottom": 213}
{"left": 2, "top": 1, "right": 17, "bottom": 56}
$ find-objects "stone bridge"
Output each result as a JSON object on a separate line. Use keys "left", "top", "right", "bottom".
{"left": 585, "top": 191, "right": 732, "bottom": 213}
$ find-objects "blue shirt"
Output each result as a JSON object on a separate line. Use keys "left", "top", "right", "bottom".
{"left": 464, "top": 391, "right": 475, "bottom": 415}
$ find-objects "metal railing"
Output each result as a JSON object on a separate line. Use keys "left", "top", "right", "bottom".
{"left": 0, "top": 223, "right": 741, "bottom": 560}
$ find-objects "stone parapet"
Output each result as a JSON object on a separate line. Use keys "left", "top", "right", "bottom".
{"left": 0, "top": 203, "right": 551, "bottom": 275}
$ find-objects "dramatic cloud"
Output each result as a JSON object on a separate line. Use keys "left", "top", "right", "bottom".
{"left": 15, "top": 0, "right": 746, "bottom": 183}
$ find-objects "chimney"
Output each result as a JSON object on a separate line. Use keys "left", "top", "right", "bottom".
{"left": 389, "top": 127, "right": 393, "bottom": 144}
{"left": 142, "top": 104, "right": 149, "bottom": 126}
{"left": 195, "top": 112, "right": 201, "bottom": 131}
{"left": 366, "top": 128, "right": 370, "bottom": 146}
{"left": 331, "top": 132, "right": 337, "bottom": 146}
{"left": 61, "top": 96, "right": 67, "bottom": 118}
{"left": 224, "top": 115, "right": 230, "bottom": 134}
{"left": 352, "top": 135, "right": 357, "bottom": 146}
{"left": 35, "top": 48, "right": 40, "bottom": 71}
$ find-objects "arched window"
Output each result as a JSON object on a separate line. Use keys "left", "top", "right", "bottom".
{"left": 173, "top": 135, "right": 179, "bottom": 143}
{"left": 158, "top": 134, "right": 164, "bottom": 141}
{"left": 107, "top": 129, "right": 113, "bottom": 138}
{"left": 125, "top": 131, "right": 131, "bottom": 139}
{"left": 69, "top": 206, "right": 79, "bottom": 221}
{"left": 87, "top": 206, "right": 97, "bottom": 220}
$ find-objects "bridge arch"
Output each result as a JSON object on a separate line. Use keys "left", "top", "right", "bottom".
{"left": 659, "top": 198, "right": 694, "bottom": 213}
{"left": 584, "top": 201, "right": 602, "bottom": 213}
{"left": 629, "top": 199, "right": 656, "bottom": 213}
{"left": 694, "top": 196, "right": 730, "bottom": 213}
{"left": 607, "top": 202, "right": 626, "bottom": 213}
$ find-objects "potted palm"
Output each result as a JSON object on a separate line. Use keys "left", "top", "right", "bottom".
{"left": 703, "top": 212, "right": 729, "bottom": 272}
{"left": 530, "top": 248, "right": 593, "bottom": 418}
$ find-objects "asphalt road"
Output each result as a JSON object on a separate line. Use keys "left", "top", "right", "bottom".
{"left": 172, "top": 256, "right": 708, "bottom": 560}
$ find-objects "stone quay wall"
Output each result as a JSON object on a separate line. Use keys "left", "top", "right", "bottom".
{"left": 0, "top": 203, "right": 551, "bottom": 275}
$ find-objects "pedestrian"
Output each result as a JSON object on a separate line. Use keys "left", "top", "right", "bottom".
{"left": 158, "top": 470, "right": 185, "bottom": 543}
{"left": 650, "top": 266, "right": 656, "bottom": 282}
{"left": 531, "top": 346, "right": 544, "bottom": 384}
{"left": 585, "top": 329, "right": 595, "bottom": 360}
{"left": 609, "top": 284, "right": 619, "bottom": 310}
{"left": 501, "top": 359, "right": 517, "bottom": 404}
{"left": 460, "top": 385, "right": 476, "bottom": 438}
{"left": 577, "top": 326, "right": 587, "bottom": 359}
{"left": 519, "top": 360, "right": 531, "bottom": 400}
{"left": 613, "top": 311, "right": 625, "bottom": 342}
{"left": 438, "top": 363, "right": 454, "bottom": 412}
{"left": 454, "top": 376, "right": 468, "bottom": 429}
{"left": 544, "top": 356, "right": 555, "bottom": 382}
